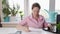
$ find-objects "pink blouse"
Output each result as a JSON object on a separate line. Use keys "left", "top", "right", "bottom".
{"left": 19, "top": 15, "right": 48, "bottom": 28}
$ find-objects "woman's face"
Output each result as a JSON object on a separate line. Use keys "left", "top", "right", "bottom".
{"left": 32, "top": 7, "right": 40, "bottom": 16}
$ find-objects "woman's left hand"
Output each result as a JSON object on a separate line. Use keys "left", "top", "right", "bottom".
{"left": 48, "top": 24, "right": 52, "bottom": 29}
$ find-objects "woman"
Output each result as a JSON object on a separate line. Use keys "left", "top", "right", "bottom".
{"left": 17, "top": 3, "right": 51, "bottom": 32}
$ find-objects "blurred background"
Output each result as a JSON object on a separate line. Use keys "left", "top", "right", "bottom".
{"left": 0, "top": 0, "right": 60, "bottom": 34}
{"left": 1, "top": 0, "right": 60, "bottom": 22}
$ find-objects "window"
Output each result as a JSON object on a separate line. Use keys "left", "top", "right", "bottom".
{"left": 55, "top": 0, "right": 60, "bottom": 14}
{"left": 8, "top": 0, "right": 24, "bottom": 17}
{"left": 29, "top": 0, "right": 49, "bottom": 18}
{"left": 55, "top": 0, "right": 60, "bottom": 10}
{"left": 7, "top": 0, "right": 24, "bottom": 22}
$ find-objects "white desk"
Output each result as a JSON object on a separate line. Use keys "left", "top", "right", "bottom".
{"left": 0, "top": 28, "right": 55, "bottom": 34}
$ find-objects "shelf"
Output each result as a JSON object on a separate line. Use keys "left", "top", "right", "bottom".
{"left": 1, "top": 22, "right": 19, "bottom": 24}
{"left": 1, "top": 22, "right": 19, "bottom": 27}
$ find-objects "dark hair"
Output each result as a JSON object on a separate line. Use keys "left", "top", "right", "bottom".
{"left": 32, "top": 3, "right": 41, "bottom": 10}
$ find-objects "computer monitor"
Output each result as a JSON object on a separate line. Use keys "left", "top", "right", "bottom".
{"left": 57, "top": 14, "right": 60, "bottom": 24}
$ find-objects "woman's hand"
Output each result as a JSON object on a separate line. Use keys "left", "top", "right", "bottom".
{"left": 47, "top": 24, "right": 52, "bottom": 30}
{"left": 23, "top": 27, "right": 30, "bottom": 32}
{"left": 16, "top": 25, "right": 30, "bottom": 32}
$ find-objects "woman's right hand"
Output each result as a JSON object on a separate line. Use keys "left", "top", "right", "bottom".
{"left": 16, "top": 25, "right": 30, "bottom": 32}
{"left": 23, "top": 26, "right": 30, "bottom": 32}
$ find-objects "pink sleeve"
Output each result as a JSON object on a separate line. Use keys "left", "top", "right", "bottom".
{"left": 42, "top": 16, "right": 48, "bottom": 28}
{"left": 44, "top": 21, "right": 48, "bottom": 28}
{"left": 19, "top": 17, "right": 27, "bottom": 26}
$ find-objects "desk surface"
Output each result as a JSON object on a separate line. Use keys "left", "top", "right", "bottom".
{"left": 0, "top": 28, "right": 55, "bottom": 34}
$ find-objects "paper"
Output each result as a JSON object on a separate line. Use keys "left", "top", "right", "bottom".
{"left": 29, "top": 27, "right": 43, "bottom": 32}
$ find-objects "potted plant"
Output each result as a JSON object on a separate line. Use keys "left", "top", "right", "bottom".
{"left": 2, "top": 0, "right": 11, "bottom": 22}
{"left": 19, "top": 11, "right": 24, "bottom": 20}
{"left": 9, "top": 4, "right": 20, "bottom": 22}
{"left": 2, "top": 8, "right": 11, "bottom": 22}
{"left": 56, "top": 22, "right": 60, "bottom": 34}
